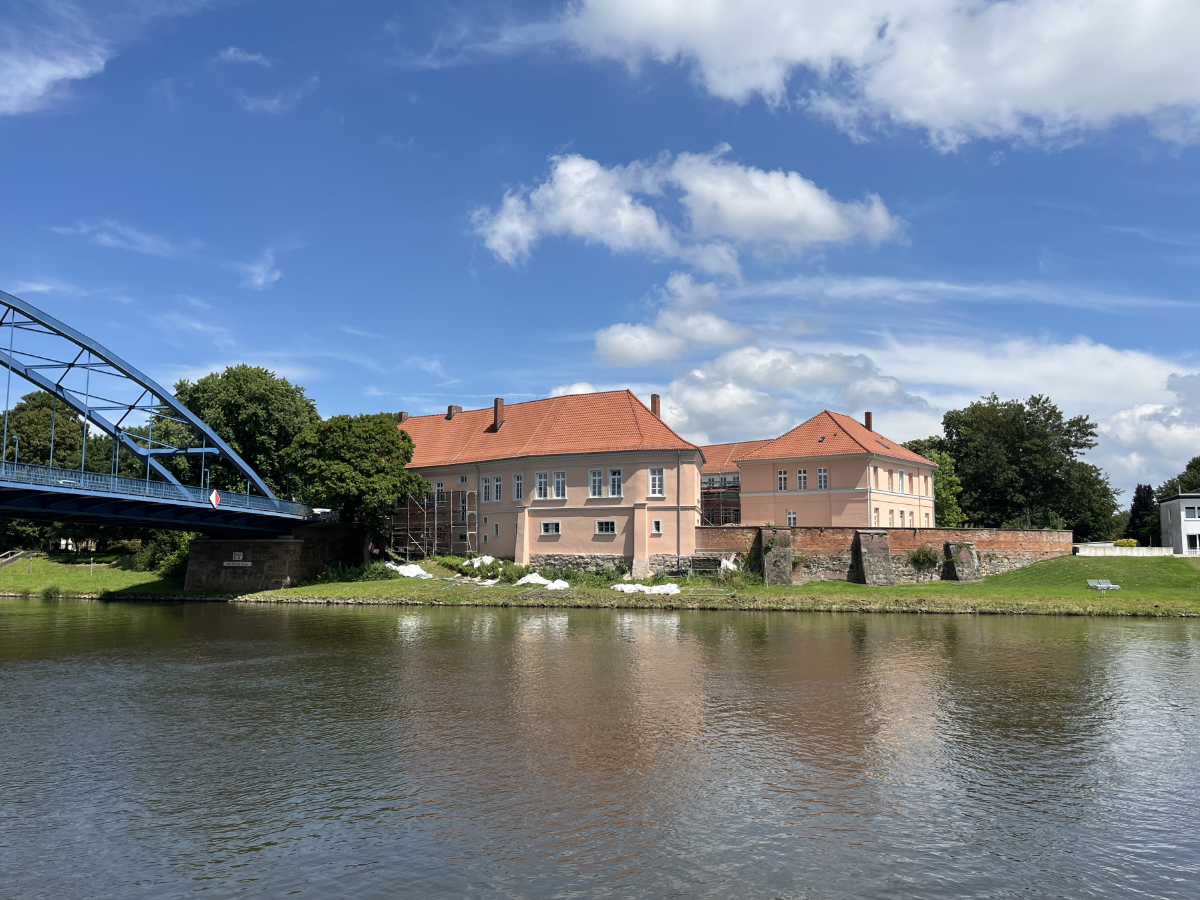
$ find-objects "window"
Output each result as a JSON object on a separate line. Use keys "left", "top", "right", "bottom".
{"left": 481, "top": 478, "right": 491, "bottom": 503}
{"left": 909, "top": 511, "right": 915, "bottom": 527}
{"left": 652, "top": 519, "right": 662, "bottom": 534}
{"left": 899, "top": 508, "right": 905, "bottom": 527}
{"left": 541, "top": 521, "right": 560, "bottom": 535}
{"left": 493, "top": 475, "right": 502, "bottom": 502}
{"left": 874, "top": 467, "right": 880, "bottom": 488}
{"left": 590, "top": 469, "right": 604, "bottom": 498}
{"left": 1188, "top": 507, "right": 1198, "bottom": 519}
{"left": 649, "top": 467, "right": 665, "bottom": 497}
{"left": 898, "top": 470, "right": 906, "bottom": 493}
{"left": 482, "top": 516, "right": 488, "bottom": 524}
{"left": 797, "top": 469, "right": 808, "bottom": 491}
{"left": 535, "top": 472, "right": 549, "bottom": 499}
{"left": 459, "top": 475, "right": 468, "bottom": 484}
{"left": 483, "top": 534, "right": 488, "bottom": 544}
{"left": 596, "top": 520, "right": 616, "bottom": 534}
{"left": 514, "top": 473, "right": 523, "bottom": 501}
{"left": 494, "top": 523, "right": 499, "bottom": 536}
{"left": 924, "top": 512, "right": 930, "bottom": 527}
{"left": 924, "top": 475, "right": 931, "bottom": 496}
{"left": 777, "top": 469, "right": 788, "bottom": 491}
{"left": 609, "top": 469, "right": 622, "bottom": 498}
{"left": 817, "top": 467, "right": 828, "bottom": 490}
{"left": 888, "top": 509, "right": 894, "bottom": 526}
{"left": 435, "top": 481, "right": 445, "bottom": 504}
{"left": 888, "top": 470, "right": 894, "bottom": 491}
{"left": 873, "top": 508, "right": 880, "bottom": 526}
{"left": 786, "top": 510, "right": 796, "bottom": 527}
{"left": 553, "top": 471, "right": 567, "bottom": 499}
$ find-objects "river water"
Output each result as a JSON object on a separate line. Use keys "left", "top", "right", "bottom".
{"left": 2, "top": 600, "right": 1199, "bottom": 899}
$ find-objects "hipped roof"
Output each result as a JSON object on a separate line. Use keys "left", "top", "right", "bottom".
{"left": 699, "top": 440, "right": 771, "bottom": 474}
{"left": 401, "top": 390, "right": 698, "bottom": 468}
{"left": 738, "top": 410, "right": 936, "bottom": 467}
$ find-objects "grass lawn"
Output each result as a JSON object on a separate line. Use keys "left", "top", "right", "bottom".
{"left": 240, "top": 554, "right": 1200, "bottom": 617}
{"left": 0, "top": 554, "right": 185, "bottom": 597}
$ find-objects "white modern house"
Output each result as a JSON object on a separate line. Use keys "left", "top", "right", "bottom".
{"left": 1160, "top": 493, "right": 1200, "bottom": 554}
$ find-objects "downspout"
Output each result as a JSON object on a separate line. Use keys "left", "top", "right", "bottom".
{"left": 676, "top": 449, "right": 682, "bottom": 570}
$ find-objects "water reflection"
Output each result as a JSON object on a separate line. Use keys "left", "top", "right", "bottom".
{"left": 2, "top": 601, "right": 1199, "bottom": 899}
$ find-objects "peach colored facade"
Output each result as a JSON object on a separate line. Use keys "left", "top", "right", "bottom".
{"left": 412, "top": 449, "right": 703, "bottom": 576}
{"left": 739, "top": 455, "right": 937, "bottom": 529}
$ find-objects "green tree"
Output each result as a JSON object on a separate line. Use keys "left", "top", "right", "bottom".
{"left": 0, "top": 390, "right": 84, "bottom": 467}
{"left": 1126, "top": 483, "right": 1159, "bottom": 546}
{"left": 1157, "top": 455, "right": 1200, "bottom": 501}
{"left": 172, "top": 365, "right": 319, "bottom": 496}
{"left": 284, "top": 413, "right": 427, "bottom": 527}
{"left": 932, "top": 394, "right": 1119, "bottom": 540}
{"left": 903, "top": 439, "right": 967, "bottom": 527}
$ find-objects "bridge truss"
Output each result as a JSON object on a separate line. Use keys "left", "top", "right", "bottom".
{"left": 0, "top": 289, "right": 309, "bottom": 533}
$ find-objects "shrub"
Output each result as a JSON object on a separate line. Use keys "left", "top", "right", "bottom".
{"left": 40, "top": 584, "right": 62, "bottom": 601}
{"left": 908, "top": 545, "right": 942, "bottom": 568}
{"left": 296, "top": 562, "right": 399, "bottom": 586}
{"left": 1114, "top": 538, "right": 1139, "bottom": 547}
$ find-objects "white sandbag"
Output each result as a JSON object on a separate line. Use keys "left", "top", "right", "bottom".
{"left": 544, "top": 579, "right": 570, "bottom": 590}
{"left": 467, "top": 555, "right": 496, "bottom": 568}
{"left": 386, "top": 562, "right": 433, "bottom": 579}
{"left": 720, "top": 555, "right": 738, "bottom": 572}
{"left": 610, "top": 583, "right": 681, "bottom": 595}
{"left": 514, "top": 572, "right": 553, "bottom": 586}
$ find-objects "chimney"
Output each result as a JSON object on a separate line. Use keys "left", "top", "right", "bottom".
{"left": 447, "top": 404, "right": 462, "bottom": 420}
{"left": 651, "top": 393, "right": 661, "bottom": 419}
{"left": 493, "top": 397, "right": 505, "bottom": 431}
{"left": 397, "top": 411, "right": 409, "bottom": 423}
{"left": 864, "top": 411, "right": 873, "bottom": 432}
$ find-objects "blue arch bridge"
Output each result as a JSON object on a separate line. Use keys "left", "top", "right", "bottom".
{"left": 0, "top": 289, "right": 310, "bottom": 536}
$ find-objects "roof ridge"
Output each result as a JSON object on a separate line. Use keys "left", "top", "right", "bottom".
{"left": 626, "top": 390, "right": 646, "bottom": 445}
{"left": 515, "top": 395, "right": 564, "bottom": 458}
{"left": 826, "top": 410, "right": 872, "bottom": 454}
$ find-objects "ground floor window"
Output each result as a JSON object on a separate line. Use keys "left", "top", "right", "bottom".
{"left": 924, "top": 512, "right": 930, "bottom": 527}
{"left": 786, "top": 510, "right": 796, "bottom": 527}
{"left": 652, "top": 519, "right": 662, "bottom": 534}
{"left": 596, "top": 520, "right": 616, "bottom": 534}
{"left": 889, "top": 510, "right": 894, "bottom": 526}
{"left": 541, "top": 521, "right": 560, "bottom": 535}
{"left": 873, "top": 508, "right": 880, "bottom": 526}
{"left": 1189, "top": 534, "right": 1199, "bottom": 551}
{"left": 817, "top": 467, "right": 828, "bottom": 490}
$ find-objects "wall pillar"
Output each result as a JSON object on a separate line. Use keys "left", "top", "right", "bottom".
{"left": 852, "top": 529, "right": 894, "bottom": 585}
{"left": 944, "top": 541, "right": 982, "bottom": 582}
{"left": 762, "top": 527, "right": 794, "bottom": 586}
{"left": 632, "top": 502, "right": 649, "bottom": 578}
{"left": 514, "top": 507, "right": 530, "bottom": 565}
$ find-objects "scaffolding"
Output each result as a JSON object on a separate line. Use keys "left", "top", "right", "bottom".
{"left": 388, "top": 489, "right": 478, "bottom": 559}
{"left": 701, "top": 487, "right": 742, "bottom": 526}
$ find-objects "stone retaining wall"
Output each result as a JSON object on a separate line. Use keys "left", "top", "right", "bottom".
{"left": 529, "top": 553, "right": 628, "bottom": 573}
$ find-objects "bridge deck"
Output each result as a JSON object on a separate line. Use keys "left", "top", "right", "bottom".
{"left": 0, "top": 462, "right": 310, "bottom": 534}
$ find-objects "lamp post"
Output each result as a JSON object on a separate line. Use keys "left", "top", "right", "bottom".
{"left": 11, "top": 434, "right": 18, "bottom": 467}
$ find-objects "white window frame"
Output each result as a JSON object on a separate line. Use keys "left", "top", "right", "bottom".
{"left": 888, "top": 470, "right": 894, "bottom": 491}
{"left": 595, "top": 520, "right": 616, "bottom": 534}
{"left": 481, "top": 478, "right": 491, "bottom": 503}
{"left": 777, "top": 469, "right": 788, "bottom": 492}
{"left": 898, "top": 469, "right": 906, "bottom": 494}
{"left": 435, "top": 481, "right": 445, "bottom": 504}
{"left": 553, "top": 470, "right": 567, "bottom": 500}
{"left": 590, "top": 469, "right": 604, "bottom": 498}
{"left": 652, "top": 519, "right": 662, "bottom": 535}
{"left": 513, "top": 473, "right": 523, "bottom": 501}
{"left": 888, "top": 509, "right": 894, "bottom": 526}
{"left": 535, "top": 472, "right": 549, "bottom": 500}
{"left": 493, "top": 475, "right": 502, "bottom": 502}
{"left": 609, "top": 468, "right": 622, "bottom": 498}
{"left": 483, "top": 533, "right": 488, "bottom": 544}
{"left": 924, "top": 512, "right": 930, "bottom": 527}
{"left": 459, "top": 475, "right": 468, "bottom": 484}
{"left": 541, "top": 521, "right": 560, "bottom": 535}
{"left": 494, "top": 523, "right": 499, "bottom": 536}
{"left": 797, "top": 469, "right": 807, "bottom": 491}
{"left": 649, "top": 467, "right": 665, "bottom": 498}
{"left": 899, "top": 507, "right": 905, "bottom": 527}
{"left": 817, "top": 467, "right": 828, "bottom": 491}
{"left": 873, "top": 508, "right": 880, "bottom": 526}
{"left": 786, "top": 510, "right": 796, "bottom": 527}
{"left": 482, "top": 515, "right": 488, "bottom": 524}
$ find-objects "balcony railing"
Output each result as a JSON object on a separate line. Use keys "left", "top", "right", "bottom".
{"left": 0, "top": 460, "right": 309, "bottom": 518}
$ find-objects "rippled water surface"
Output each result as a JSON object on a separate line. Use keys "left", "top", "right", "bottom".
{"left": 2, "top": 601, "right": 1199, "bottom": 899}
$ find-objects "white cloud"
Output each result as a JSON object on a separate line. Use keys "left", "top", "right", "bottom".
{"left": 238, "top": 251, "right": 281, "bottom": 289}
{"left": 661, "top": 368, "right": 793, "bottom": 445}
{"left": 218, "top": 46, "right": 270, "bottom": 66}
{"left": 595, "top": 323, "right": 687, "bottom": 365}
{"left": 708, "top": 346, "right": 875, "bottom": 389}
{"left": 550, "top": 381, "right": 599, "bottom": 396}
{"left": 235, "top": 88, "right": 305, "bottom": 114}
{"left": 473, "top": 146, "right": 900, "bottom": 273}
{"left": 562, "top": 0, "right": 1200, "bottom": 149}
{"left": 0, "top": 5, "right": 109, "bottom": 117}
{"left": 51, "top": 219, "right": 199, "bottom": 257}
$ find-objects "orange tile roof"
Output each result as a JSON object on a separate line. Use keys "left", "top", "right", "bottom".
{"left": 401, "top": 390, "right": 699, "bottom": 468}
{"left": 699, "top": 440, "right": 771, "bottom": 474}
{"left": 737, "top": 411, "right": 937, "bottom": 467}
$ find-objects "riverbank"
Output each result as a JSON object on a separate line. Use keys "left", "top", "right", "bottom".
{"left": 234, "top": 555, "right": 1200, "bottom": 617}
{"left": 6, "top": 553, "right": 1199, "bottom": 616}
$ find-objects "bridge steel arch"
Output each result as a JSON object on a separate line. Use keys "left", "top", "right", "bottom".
{"left": 0, "top": 289, "right": 309, "bottom": 534}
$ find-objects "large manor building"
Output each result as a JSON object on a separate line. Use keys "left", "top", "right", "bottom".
{"left": 395, "top": 391, "right": 936, "bottom": 571}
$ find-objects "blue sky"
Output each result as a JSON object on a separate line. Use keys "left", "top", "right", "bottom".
{"left": 2, "top": 0, "right": 1200, "bottom": 495}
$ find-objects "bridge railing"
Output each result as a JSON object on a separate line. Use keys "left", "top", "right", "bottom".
{"left": 0, "top": 461, "right": 310, "bottom": 518}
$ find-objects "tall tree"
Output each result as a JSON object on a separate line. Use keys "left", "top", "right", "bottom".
{"left": 172, "top": 365, "right": 319, "bottom": 496}
{"left": 0, "top": 391, "right": 83, "bottom": 467}
{"left": 902, "top": 439, "right": 967, "bottom": 527}
{"left": 934, "top": 394, "right": 1119, "bottom": 540}
{"left": 284, "top": 413, "right": 427, "bottom": 527}
{"left": 1126, "top": 483, "right": 1159, "bottom": 546}
{"left": 1157, "top": 456, "right": 1200, "bottom": 501}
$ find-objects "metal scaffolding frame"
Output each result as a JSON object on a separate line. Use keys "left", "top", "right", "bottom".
{"left": 388, "top": 489, "right": 478, "bottom": 559}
